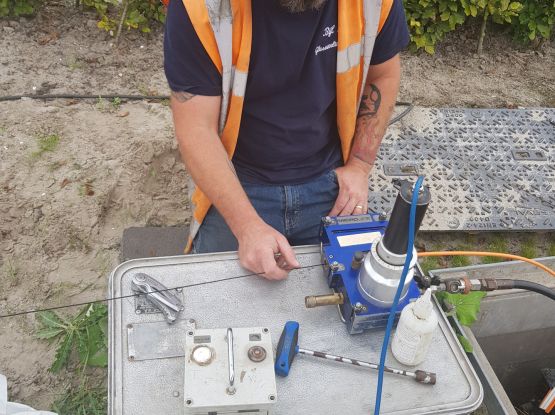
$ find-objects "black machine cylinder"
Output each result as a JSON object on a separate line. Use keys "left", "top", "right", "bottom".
{"left": 382, "top": 180, "right": 431, "bottom": 256}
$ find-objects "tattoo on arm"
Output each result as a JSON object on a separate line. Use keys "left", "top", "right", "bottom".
{"left": 171, "top": 90, "right": 197, "bottom": 103}
{"left": 351, "top": 84, "right": 384, "bottom": 169}
{"left": 358, "top": 84, "right": 381, "bottom": 118}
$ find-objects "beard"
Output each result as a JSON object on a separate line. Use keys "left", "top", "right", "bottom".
{"left": 279, "top": 0, "right": 327, "bottom": 13}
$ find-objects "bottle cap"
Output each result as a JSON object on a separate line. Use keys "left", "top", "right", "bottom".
{"left": 413, "top": 288, "right": 433, "bottom": 319}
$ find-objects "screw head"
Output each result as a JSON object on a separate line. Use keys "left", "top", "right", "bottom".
{"left": 248, "top": 346, "right": 267, "bottom": 362}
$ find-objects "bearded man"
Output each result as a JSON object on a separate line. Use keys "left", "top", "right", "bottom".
{"left": 164, "top": 0, "right": 410, "bottom": 279}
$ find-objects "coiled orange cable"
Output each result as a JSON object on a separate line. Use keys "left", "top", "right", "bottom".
{"left": 418, "top": 251, "right": 555, "bottom": 278}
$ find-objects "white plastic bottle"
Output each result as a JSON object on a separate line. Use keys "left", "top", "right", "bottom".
{"left": 391, "top": 288, "right": 438, "bottom": 366}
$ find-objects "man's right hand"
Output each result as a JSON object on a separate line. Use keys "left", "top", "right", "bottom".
{"left": 236, "top": 220, "right": 300, "bottom": 280}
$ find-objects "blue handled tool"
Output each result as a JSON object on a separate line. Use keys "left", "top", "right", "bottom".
{"left": 274, "top": 321, "right": 436, "bottom": 385}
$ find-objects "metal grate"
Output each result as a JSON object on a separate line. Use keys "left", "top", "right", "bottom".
{"left": 369, "top": 108, "right": 555, "bottom": 231}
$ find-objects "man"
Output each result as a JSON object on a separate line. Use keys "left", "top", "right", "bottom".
{"left": 164, "top": 0, "right": 409, "bottom": 280}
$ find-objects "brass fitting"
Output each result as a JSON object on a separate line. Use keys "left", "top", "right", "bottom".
{"left": 305, "top": 293, "right": 344, "bottom": 308}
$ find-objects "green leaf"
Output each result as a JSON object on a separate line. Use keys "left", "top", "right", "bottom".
{"left": 440, "top": 10, "right": 451, "bottom": 20}
{"left": 50, "top": 331, "right": 74, "bottom": 373}
{"left": 509, "top": 1, "right": 521, "bottom": 10}
{"left": 36, "top": 326, "right": 65, "bottom": 340}
{"left": 457, "top": 334, "right": 474, "bottom": 353}
{"left": 470, "top": 4, "right": 478, "bottom": 16}
{"left": 536, "top": 23, "right": 550, "bottom": 37}
{"left": 441, "top": 292, "right": 486, "bottom": 326}
{"left": 37, "top": 311, "right": 67, "bottom": 329}
{"left": 424, "top": 44, "right": 436, "bottom": 54}
{"left": 88, "top": 348, "right": 108, "bottom": 367}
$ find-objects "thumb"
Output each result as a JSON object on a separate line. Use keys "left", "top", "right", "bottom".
{"left": 276, "top": 236, "right": 300, "bottom": 269}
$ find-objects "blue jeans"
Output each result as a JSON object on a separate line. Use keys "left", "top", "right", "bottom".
{"left": 192, "top": 168, "right": 339, "bottom": 253}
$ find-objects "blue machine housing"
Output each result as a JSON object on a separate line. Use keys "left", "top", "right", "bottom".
{"left": 319, "top": 214, "right": 421, "bottom": 334}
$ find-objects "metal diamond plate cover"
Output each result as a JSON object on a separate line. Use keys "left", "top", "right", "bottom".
{"left": 371, "top": 108, "right": 555, "bottom": 231}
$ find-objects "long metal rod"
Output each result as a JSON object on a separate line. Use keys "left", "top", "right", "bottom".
{"left": 297, "top": 348, "right": 436, "bottom": 385}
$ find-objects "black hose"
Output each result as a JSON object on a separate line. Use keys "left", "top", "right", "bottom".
{"left": 0, "top": 92, "right": 414, "bottom": 125}
{"left": 389, "top": 102, "right": 414, "bottom": 125}
{"left": 497, "top": 279, "right": 555, "bottom": 301}
{"left": 0, "top": 94, "right": 170, "bottom": 102}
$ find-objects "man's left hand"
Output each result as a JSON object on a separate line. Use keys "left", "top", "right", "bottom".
{"left": 328, "top": 159, "right": 371, "bottom": 216}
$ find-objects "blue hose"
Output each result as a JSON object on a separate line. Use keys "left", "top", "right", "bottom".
{"left": 373, "top": 175, "right": 425, "bottom": 415}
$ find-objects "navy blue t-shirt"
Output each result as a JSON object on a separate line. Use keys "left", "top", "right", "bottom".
{"left": 164, "top": 0, "right": 409, "bottom": 184}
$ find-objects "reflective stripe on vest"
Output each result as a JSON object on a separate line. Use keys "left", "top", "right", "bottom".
{"left": 183, "top": 0, "right": 392, "bottom": 252}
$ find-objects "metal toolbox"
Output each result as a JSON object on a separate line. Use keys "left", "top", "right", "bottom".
{"left": 108, "top": 246, "right": 483, "bottom": 415}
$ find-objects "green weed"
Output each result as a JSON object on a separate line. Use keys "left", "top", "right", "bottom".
{"left": 482, "top": 235, "right": 509, "bottom": 264}
{"left": 549, "top": 238, "right": 555, "bottom": 257}
{"left": 67, "top": 56, "right": 84, "bottom": 71}
{"left": 78, "top": 181, "right": 95, "bottom": 197}
{"left": 52, "top": 380, "right": 107, "bottom": 415}
{"left": 519, "top": 235, "right": 538, "bottom": 259}
{"left": 31, "top": 133, "right": 60, "bottom": 159}
{"left": 111, "top": 97, "right": 121, "bottom": 110}
{"left": 420, "top": 256, "right": 440, "bottom": 275}
{"left": 2, "top": 258, "right": 19, "bottom": 286}
{"left": 36, "top": 303, "right": 108, "bottom": 372}
{"left": 95, "top": 97, "right": 107, "bottom": 112}
{"left": 451, "top": 255, "right": 471, "bottom": 268}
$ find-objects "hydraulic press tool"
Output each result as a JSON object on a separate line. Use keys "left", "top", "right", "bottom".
{"left": 306, "top": 179, "right": 431, "bottom": 333}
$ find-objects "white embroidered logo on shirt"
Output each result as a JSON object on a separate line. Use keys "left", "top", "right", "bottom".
{"left": 316, "top": 25, "right": 337, "bottom": 55}
{"left": 323, "top": 25, "right": 335, "bottom": 38}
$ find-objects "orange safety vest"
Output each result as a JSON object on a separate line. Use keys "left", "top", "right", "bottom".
{"left": 182, "top": 0, "right": 393, "bottom": 252}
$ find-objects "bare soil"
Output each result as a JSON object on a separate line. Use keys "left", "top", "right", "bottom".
{"left": 0, "top": 2, "right": 554, "bottom": 410}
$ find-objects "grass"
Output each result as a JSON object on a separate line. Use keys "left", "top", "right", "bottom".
{"left": 549, "top": 239, "right": 555, "bottom": 257}
{"left": 66, "top": 55, "right": 84, "bottom": 71}
{"left": 95, "top": 97, "right": 107, "bottom": 112}
{"left": 95, "top": 97, "right": 122, "bottom": 112}
{"left": 451, "top": 255, "right": 471, "bottom": 268}
{"left": 31, "top": 133, "right": 60, "bottom": 159}
{"left": 78, "top": 181, "right": 95, "bottom": 197}
{"left": 420, "top": 256, "right": 440, "bottom": 275}
{"left": 111, "top": 97, "right": 121, "bottom": 110}
{"left": 519, "top": 235, "right": 538, "bottom": 259}
{"left": 482, "top": 235, "right": 509, "bottom": 264}
{"left": 52, "top": 381, "right": 107, "bottom": 415}
{"left": 2, "top": 258, "right": 19, "bottom": 286}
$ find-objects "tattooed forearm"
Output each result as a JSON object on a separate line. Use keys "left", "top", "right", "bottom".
{"left": 350, "top": 84, "right": 387, "bottom": 170}
{"left": 350, "top": 117, "right": 384, "bottom": 169}
{"left": 358, "top": 84, "right": 381, "bottom": 118}
{"left": 171, "top": 90, "right": 197, "bottom": 103}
